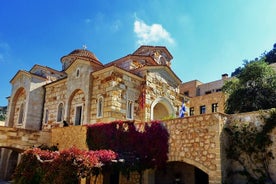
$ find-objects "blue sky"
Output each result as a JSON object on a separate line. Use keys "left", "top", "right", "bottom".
{"left": 1, "top": 0, "right": 276, "bottom": 106}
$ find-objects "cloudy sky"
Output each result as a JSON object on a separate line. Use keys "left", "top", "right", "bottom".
{"left": 1, "top": 0, "right": 276, "bottom": 106}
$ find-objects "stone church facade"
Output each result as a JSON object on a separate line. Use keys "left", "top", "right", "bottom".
{"left": 6, "top": 45, "right": 185, "bottom": 131}
{"left": 1, "top": 45, "right": 190, "bottom": 182}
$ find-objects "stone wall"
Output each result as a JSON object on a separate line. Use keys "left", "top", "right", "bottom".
{"left": 164, "top": 113, "right": 228, "bottom": 184}
{"left": 51, "top": 113, "right": 228, "bottom": 184}
{"left": 0, "top": 126, "right": 51, "bottom": 151}
{"left": 43, "top": 79, "right": 67, "bottom": 129}
{"left": 91, "top": 67, "right": 143, "bottom": 123}
{"left": 226, "top": 110, "right": 276, "bottom": 183}
{"left": 51, "top": 125, "right": 87, "bottom": 151}
{"left": 25, "top": 77, "right": 45, "bottom": 130}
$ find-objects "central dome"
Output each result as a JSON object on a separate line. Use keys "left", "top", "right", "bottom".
{"left": 69, "top": 49, "right": 99, "bottom": 61}
{"left": 61, "top": 49, "right": 103, "bottom": 67}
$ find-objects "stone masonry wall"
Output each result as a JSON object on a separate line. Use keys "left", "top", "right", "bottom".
{"left": 43, "top": 79, "right": 67, "bottom": 129}
{"left": 226, "top": 110, "right": 276, "bottom": 183}
{"left": 51, "top": 113, "right": 228, "bottom": 184}
{"left": 91, "top": 69, "right": 143, "bottom": 123}
{"left": 164, "top": 113, "right": 228, "bottom": 184}
{"left": 0, "top": 126, "right": 51, "bottom": 151}
{"left": 25, "top": 78, "right": 45, "bottom": 130}
{"left": 51, "top": 125, "right": 87, "bottom": 151}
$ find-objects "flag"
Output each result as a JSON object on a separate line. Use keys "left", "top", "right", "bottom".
{"left": 179, "top": 102, "right": 186, "bottom": 118}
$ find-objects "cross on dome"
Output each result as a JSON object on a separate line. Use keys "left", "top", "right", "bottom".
{"left": 82, "top": 44, "right": 87, "bottom": 50}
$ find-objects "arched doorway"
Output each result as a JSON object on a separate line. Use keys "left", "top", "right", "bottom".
{"left": 155, "top": 161, "right": 208, "bottom": 184}
{"left": 151, "top": 97, "right": 174, "bottom": 120}
{"left": 68, "top": 89, "right": 86, "bottom": 125}
{"left": 4, "top": 150, "right": 20, "bottom": 180}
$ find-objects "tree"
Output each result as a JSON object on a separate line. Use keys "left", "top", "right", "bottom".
{"left": 264, "top": 43, "right": 276, "bottom": 64}
{"left": 223, "top": 60, "right": 276, "bottom": 114}
{"left": 231, "top": 60, "right": 251, "bottom": 77}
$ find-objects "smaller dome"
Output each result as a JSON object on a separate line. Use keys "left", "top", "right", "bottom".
{"left": 69, "top": 49, "right": 99, "bottom": 61}
{"left": 61, "top": 49, "right": 103, "bottom": 66}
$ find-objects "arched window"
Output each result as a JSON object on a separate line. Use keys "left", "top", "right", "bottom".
{"left": 76, "top": 68, "right": 80, "bottom": 78}
{"left": 44, "top": 109, "right": 49, "bottom": 124}
{"left": 126, "top": 100, "right": 134, "bottom": 120}
{"left": 57, "top": 103, "right": 64, "bottom": 122}
{"left": 18, "top": 103, "right": 25, "bottom": 124}
{"left": 97, "top": 96, "right": 104, "bottom": 118}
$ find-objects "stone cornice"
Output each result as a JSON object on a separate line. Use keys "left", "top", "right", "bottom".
{"left": 92, "top": 65, "right": 144, "bottom": 81}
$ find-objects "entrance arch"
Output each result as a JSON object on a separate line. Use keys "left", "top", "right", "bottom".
{"left": 8, "top": 87, "right": 26, "bottom": 127}
{"left": 151, "top": 97, "right": 174, "bottom": 120}
{"left": 67, "top": 89, "right": 86, "bottom": 125}
{"left": 5, "top": 150, "right": 19, "bottom": 180}
{"left": 155, "top": 161, "right": 208, "bottom": 184}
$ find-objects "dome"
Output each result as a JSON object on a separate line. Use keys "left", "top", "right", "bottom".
{"left": 69, "top": 49, "right": 99, "bottom": 60}
{"left": 61, "top": 49, "right": 103, "bottom": 66}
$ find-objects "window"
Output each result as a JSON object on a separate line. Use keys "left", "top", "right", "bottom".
{"left": 200, "top": 105, "right": 206, "bottom": 114}
{"left": 184, "top": 91, "right": 189, "bottom": 96}
{"left": 18, "top": 103, "right": 25, "bottom": 124}
{"left": 216, "top": 88, "right": 222, "bottom": 92}
{"left": 212, "top": 103, "right": 218, "bottom": 113}
{"left": 205, "top": 91, "right": 211, "bottom": 95}
{"left": 190, "top": 107, "right": 194, "bottom": 116}
{"left": 97, "top": 96, "right": 103, "bottom": 118}
{"left": 76, "top": 68, "right": 80, "bottom": 78}
{"left": 75, "top": 105, "right": 82, "bottom": 125}
{"left": 126, "top": 100, "right": 133, "bottom": 119}
{"left": 44, "top": 109, "right": 49, "bottom": 124}
{"left": 57, "top": 103, "right": 64, "bottom": 122}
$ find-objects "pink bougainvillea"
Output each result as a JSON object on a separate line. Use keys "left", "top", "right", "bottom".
{"left": 13, "top": 147, "right": 117, "bottom": 184}
{"left": 86, "top": 120, "right": 169, "bottom": 175}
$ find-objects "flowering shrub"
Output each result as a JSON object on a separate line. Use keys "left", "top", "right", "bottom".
{"left": 86, "top": 120, "right": 169, "bottom": 177}
{"left": 13, "top": 147, "right": 117, "bottom": 184}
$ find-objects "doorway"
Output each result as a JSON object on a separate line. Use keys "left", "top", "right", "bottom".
{"left": 75, "top": 106, "right": 82, "bottom": 125}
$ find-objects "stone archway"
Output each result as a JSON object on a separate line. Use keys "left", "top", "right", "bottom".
{"left": 155, "top": 161, "right": 208, "bottom": 184}
{"left": 8, "top": 87, "right": 26, "bottom": 127}
{"left": 0, "top": 147, "right": 23, "bottom": 181}
{"left": 151, "top": 97, "right": 174, "bottom": 120}
{"left": 5, "top": 150, "right": 19, "bottom": 180}
{"left": 67, "top": 89, "right": 86, "bottom": 125}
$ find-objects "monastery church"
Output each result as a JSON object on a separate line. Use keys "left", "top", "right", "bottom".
{"left": 6, "top": 45, "right": 185, "bottom": 131}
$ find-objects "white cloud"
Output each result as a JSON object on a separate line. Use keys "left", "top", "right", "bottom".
{"left": 134, "top": 19, "right": 174, "bottom": 45}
